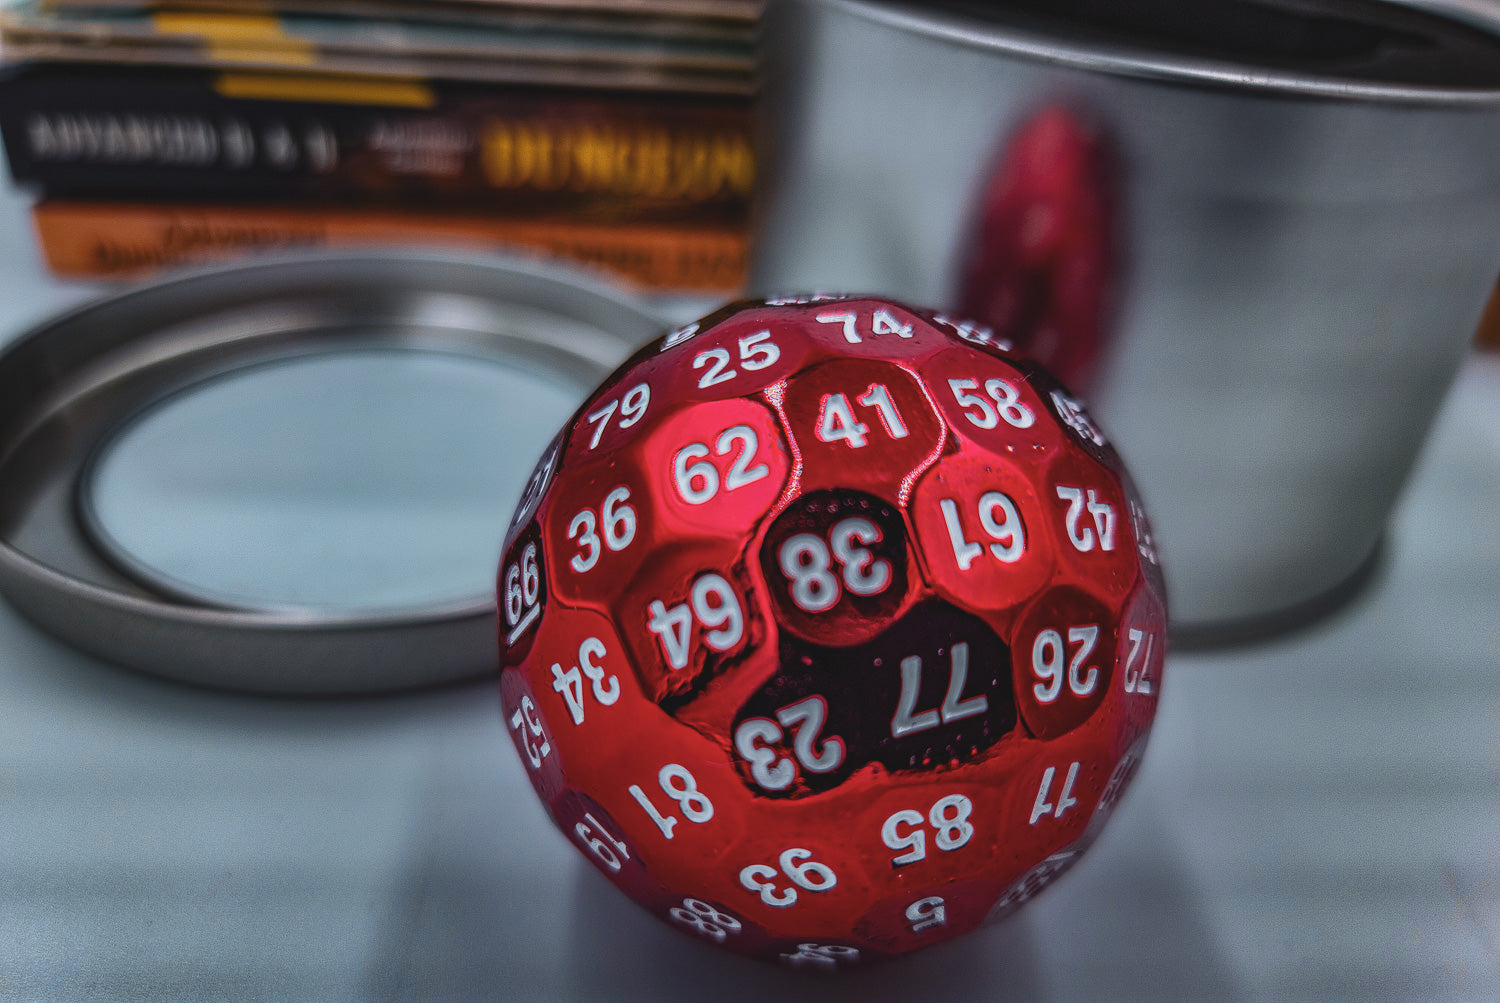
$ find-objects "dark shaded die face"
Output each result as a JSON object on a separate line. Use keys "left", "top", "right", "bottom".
{"left": 731, "top": 600, "right": 1018, "bottom": 798}
{"left": 759, "top": 488, "right": 914, "bottom": 648}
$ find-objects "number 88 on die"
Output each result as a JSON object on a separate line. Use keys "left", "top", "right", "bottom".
{"left": 498, "top": 296, "right": 1166, "bottom": 966}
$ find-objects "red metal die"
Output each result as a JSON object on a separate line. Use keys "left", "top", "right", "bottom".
{"left": 497, "top": 297, "right": 1166, "bottom": 967}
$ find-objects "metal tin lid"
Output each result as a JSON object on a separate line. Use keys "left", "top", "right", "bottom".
{"left": 837, "top": 0, "right": 1500, "bottom": 102}
{"left": 0, "top": 251, "right": 665, "bottom": 694}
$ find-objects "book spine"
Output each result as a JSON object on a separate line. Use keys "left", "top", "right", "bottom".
{"left": 31, "top": 199, "right": 748, "bottom": 292}
{"left": 1, "top": 64, "right": 754, "bottom": 222}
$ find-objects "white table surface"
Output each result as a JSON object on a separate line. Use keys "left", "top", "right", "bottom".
{"left": 0, "top": 177, "right": 1497, "bottom": 1001}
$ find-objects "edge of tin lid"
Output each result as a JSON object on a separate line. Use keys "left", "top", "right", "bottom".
{"left": 821, "top": 0, "right": 1500, "bottom": 104}
{"left": 0, "top": 250, "right": 666, "bottom": 695}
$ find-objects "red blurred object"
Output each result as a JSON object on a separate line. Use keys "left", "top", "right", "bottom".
{"left": 1477, "top": 279, "right": 1500, "bottom": 350}
{"left": 958, "top": 106, "right": 1119, "bottom": 392}
{"left": 498, "top": 296, "right": 1165, "bottom": 967}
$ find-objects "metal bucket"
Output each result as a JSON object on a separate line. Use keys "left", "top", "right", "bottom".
{"left": 751, "top": 0, "right": 1500, "bottom": 640}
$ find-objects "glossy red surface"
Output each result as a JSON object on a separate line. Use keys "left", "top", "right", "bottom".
{"left": 498, "top": 297, "right": 1165, "bottom": 967}
{"left": 958, "top": 106, "right": 1118, "bottom": 393}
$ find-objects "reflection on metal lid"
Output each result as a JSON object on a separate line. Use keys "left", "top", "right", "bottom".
{"left": 0, "top": 251, "right": 665, "bottom": 695}
{"left": 80, "top": 348, "right": 585, "bottom": 616}
{"left": 847, "top": 0, "right": 1500, "bottom": 98}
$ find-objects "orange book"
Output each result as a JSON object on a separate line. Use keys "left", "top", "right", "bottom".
{"left": 31, "top": 199, "right": 748, "bottom": 293}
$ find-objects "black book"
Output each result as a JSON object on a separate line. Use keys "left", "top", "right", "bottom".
{"left": 0, "top": 62, "right": 754, "bottom": 223}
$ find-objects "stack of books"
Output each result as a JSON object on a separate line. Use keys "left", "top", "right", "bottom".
{"left": 0, "top": 0, "right": 758, "bottom": 293}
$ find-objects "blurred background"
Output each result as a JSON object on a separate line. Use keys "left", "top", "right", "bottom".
{"left": 0, "top": 1, "right": 1497, "bottom": 999}
{"left": 0, "top": 0, "right": 756, "bottom": 299}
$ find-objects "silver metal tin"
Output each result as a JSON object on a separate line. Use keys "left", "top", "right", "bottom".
{"left": 752, "top": 0, "right": 1500, "bottom": 639}
{"left": 0, "top": 251, "right": 664, "bottom": 694}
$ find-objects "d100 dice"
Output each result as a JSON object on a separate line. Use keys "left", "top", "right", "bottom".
{"left": 497, "top": 296, "right": 1166, "bottom": 967}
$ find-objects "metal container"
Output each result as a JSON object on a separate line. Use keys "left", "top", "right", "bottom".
{"left": 0, "top": 251, "right": 664, "bottom": 694}
{"left": 751, "top": 0, "right": 1500, "bottom": 640}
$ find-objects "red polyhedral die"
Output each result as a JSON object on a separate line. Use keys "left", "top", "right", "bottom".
{"left": 497, "top": 296, "right": 1166, "bottom": 968}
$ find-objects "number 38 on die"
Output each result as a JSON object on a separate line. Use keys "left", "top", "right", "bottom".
{"left": 497, "top": 296, "right": 1166, "bottom": 966}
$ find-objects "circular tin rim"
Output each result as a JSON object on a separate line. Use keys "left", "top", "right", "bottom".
{"left": 0, "top": 250, "right": 666, "bottom": 694}
{"left": 831, "top": 0, "right": 1500, "bottom": 104}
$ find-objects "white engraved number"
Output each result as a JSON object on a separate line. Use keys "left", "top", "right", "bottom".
{"left": 987, "top": 378, "right": 1034, "bottom": 427}
{"left": 550, "top": 636, "right": 620, "bottom": 726}
{"left": 647, "top": 573, "right": 744, "bottom": 670}
{"left": 507, "top": 694, "right": 550, "bottom": 770}
{"left": 739, "top": 848, "right": 837, "bottom": 908}
{"left": 777, "top": 516, "right": 891, "bottom": 614}
{"left": 934, "top": 313, "right": 1013, "bottom": 350}
{"left": 1030, "top": 762, "right": 1081, "bottom": 824}
{"left": 567, "top": 486, "right": 636, "bottom": 574}
{"left": 815, "top": 308, "right": 912, "bottom": 344}
{"left": 670, "top": 898, "right": 742, "bottom": 943}
{"left": 721, "top": 426, "right": 769, "bottom": 490}
{"left": 891, "top": 642, "right": 988, "bottom": 738}
{"left": 1030, "top": 625, "right": 1100, "bottom": 704}
{"left": 815, "top": 383, "right": 908, "bottom": 449}
{"left": 907, "top": 896, "right": 947, "bottom": 934}
{"left": 947, "top": 377, "right": 1034, "bottom": 429}
{"left": 502, "top": 541, "right": 542, "bottom": 644}
{"left": 940, "top": 492, "right": 1025, "bottom": 569}
{"left": 734, "top": 696, "right": 844, "bottom": 792}
{"left": 693, "top": 329, "right": 782, "bottom": 388}
{"left": 1124, "top": 628, "right": 1155, "bottom": 695}
{"left": 1056, "top": 485, "right": 1116, "bottom": 552}
{"left": 693, "top": 347, "right": 734, "bottom": 388}
{"left": 629, "top": 763, "right": 714, "bottom": 839}
{"left": 1051, "top": 390, "right": 1107, "bottom": 446}
{"left": 567, "top": 510, "right": 600, "bottom": 573}
{"left": 574, "top": 812, "right": 628, "bottom": 872}
{"left": 673, "top": 424, "right": 769, "bottom": 505}
{"left": 660, "top": 321, "right": 699, "bottom": 351}
{"left": 585, "top": 382, "right": 651, "bottom": 449}
{"left": 510, "top": 439, "right": 558, "bottom": 532}
{"left": 780, "top": 944, "right": 861, "bottom": 970}
{"left": 739, "top": 329, "right": 780, "bottom": 370}
{"left": 816, "top": 311, "right": 860, "bottom": 343}
{"left": 881, "top": 794, "right": 975, "bottom": 866}
{"left": 1129, "top": 496, "right": 1159, "bottom": 564}
{"left": 778, "top": 534, "right": 838, "bottom": 612}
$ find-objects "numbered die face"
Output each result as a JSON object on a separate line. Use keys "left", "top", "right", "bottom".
{"left": 1045, "top": 449, "right": 1137, "bottom": 596}
{"left": 759, "top": 489, "right": 914, "bottom": 647}
{"left": 495, "top": 295, "right": 1165, "bottom": 965}
{"left": 1010, "top": 586, "right": 1117, "bottom": 740}
{"left": 614, "top": 553, "right": 766, "bottom": 704}
{"left": 505, "top": 431, "right": 563, "bottom": 550}
{"left": 641, "top": 397, "right": 791, "bottom": 537}
{"left": 907, "top": 448, "right": 1055, "bottom": 617}
{"left": 499, "top": 672, "right": 565, "bottom": 804}
{"left": 731, "top": 601, "right": 1018, "bottom": 797}
{"left": 543, "top": 463, "right": 652, "bottom": 613}
{"left": 632, "top": 308, "right": 810, "bottom": 404}
{"left": 498, "top": 522, "right": 548, "bottom": 662}
{"left": 985, "top": 849, "right": 1084, "bottom": 927}
{"left": 1114, "top": 581, "right": 1168, "bottom": 743}
{"left": 800, "top": 300, "right": 949, "bottom": 361}
{"left": 919, "top": 347, "right": 1063, "bottom": 463}
{"left": 777, "top": 358, "right": 945, "bottom": 495}
{"left": 853, "top": 877, "right": 1000, "bottom": 954}
{"left": 554, "top": 789, "right": 664, "bottom": 904}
